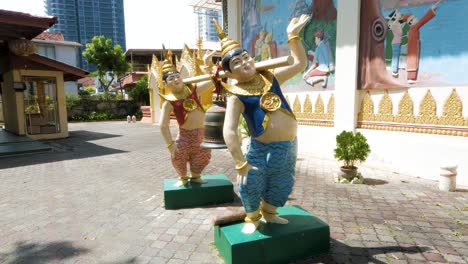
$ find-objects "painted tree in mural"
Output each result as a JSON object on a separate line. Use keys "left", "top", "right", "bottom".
{"left": 311, "top": 0, "right": 337, "bottom": 22}
{"left": 358, "top": 0, "right": 404, "bottom": 89}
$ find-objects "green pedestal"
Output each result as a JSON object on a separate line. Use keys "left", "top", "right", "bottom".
{"left": 164, "top": 174, "right": 234, "bottom": 209}
{"left": 214, "top": 205, "right": 330, "bottom": 264}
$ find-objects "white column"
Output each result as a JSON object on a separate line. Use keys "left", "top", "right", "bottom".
{"left": 334, "top": 0, "right": 361, "bottom": 133}
{"left": 226, "top": 0, "right": 241, "bottom": 43}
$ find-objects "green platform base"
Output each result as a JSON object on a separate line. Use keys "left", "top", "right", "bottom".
{"left": 214, "top": 205, "right": 330, "bottom": 264}
{"left": 164, "top": 174, "right": 234, "bottom": 209}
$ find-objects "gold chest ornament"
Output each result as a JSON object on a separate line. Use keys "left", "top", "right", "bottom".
{"left": 183, "top": 98, "right": 197, "bottom": 112}
{"left": 260, "top": 92, "right": 281, "bottom": 112}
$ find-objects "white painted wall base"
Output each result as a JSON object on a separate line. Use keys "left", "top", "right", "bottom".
{"left": 297, "top": 125, "right": 468, "bottom": 188}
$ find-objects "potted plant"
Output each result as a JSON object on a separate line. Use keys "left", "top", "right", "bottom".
{"left": 334, "top": 130, "right": 371, "bottom": 183}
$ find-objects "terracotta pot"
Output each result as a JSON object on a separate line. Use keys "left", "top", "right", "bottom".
{"left": 339, "top": 166, "right": 358, "bottom": 180}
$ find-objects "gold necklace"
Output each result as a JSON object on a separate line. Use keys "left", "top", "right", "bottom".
{"left": 221, "top": 72, "right": 272, "bottom": 96}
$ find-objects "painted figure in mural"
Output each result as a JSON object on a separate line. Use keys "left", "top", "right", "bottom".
{"left": 303, "top": 29, "right": 334, "bottom": 88}
{"left": 260, "top": 32, "right": 274, "bottom": 61}
{"left": 214, "top": 15, "right": 310, "bottom": 234}
{"left": 254, "top": 29, "right": 267, "bottom": 61}
{"left": 406, "top": 0, "right": 442, "bottom": 84}
{"left": 159, "top": 58, "right": 214, "bottom": 187}
{"left": 386, "top": 9, "right": 404, "bottom": 77}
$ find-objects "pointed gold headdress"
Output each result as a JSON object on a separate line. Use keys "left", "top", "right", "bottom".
{"left": 213, "top": 19, "right": 241, "bottom": 58}
{"left": 162, "top": 59, "right": 177, "bottom": 76}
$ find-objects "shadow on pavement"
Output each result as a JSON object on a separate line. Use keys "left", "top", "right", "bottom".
{"left": 0, "top": 241, "right": 89, "bottom": 264}
{"left": 363, "top": 178, "right": 388, "bottom": 185}
{"left": 293, "top": 239, "right": 432, "bottom": 263}
{"left": 0, "top": 130, "right": 126, "bottom": 169}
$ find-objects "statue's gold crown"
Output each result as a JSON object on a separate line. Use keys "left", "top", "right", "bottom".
{"left": 213, "top": 18, "right": 241, "bottom": 58}
{"left": 162, "top": 59, "right": 176, "bottom": 75}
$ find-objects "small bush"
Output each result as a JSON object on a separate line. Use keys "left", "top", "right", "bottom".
{"left": 334, "top": 130, "right": 370, "bottom": 168}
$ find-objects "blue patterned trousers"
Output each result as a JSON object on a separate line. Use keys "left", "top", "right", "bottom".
{"left": 239, "top": 138, "right": 298, "bottom": 213}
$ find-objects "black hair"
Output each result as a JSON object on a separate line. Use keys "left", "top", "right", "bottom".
{"left": 163, "top": 70, "right": 179, "bottom": 82}
{"left": 388, "top": 10, "right": 396, "bottom": 20}
{"left": 221, "top": 48, "right": 247, "bottom": 72}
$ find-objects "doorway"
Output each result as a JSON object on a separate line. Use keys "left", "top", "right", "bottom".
{"left": 23, "top": 76, "right": 60, "bottom": 135}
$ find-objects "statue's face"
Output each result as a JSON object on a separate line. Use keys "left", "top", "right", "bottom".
{"left": 165, "top": 72, "right": 184, "bottom": 92}
{"left": 228, "top": 51, "right": 256, "bottom": 80}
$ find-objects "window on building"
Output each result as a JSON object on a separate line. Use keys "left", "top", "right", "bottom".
{"left": 36, "top": 45, "right": 56, "bottom": 60}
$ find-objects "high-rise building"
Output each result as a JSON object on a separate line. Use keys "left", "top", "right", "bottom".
{"left": 45, "top": 0, "right": 126, "bottom": 71}
{"left": 192, "top": 1, "right": 222, "bottom": 42}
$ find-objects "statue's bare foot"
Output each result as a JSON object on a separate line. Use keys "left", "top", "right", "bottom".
{"left": 173, "top": 179, "right": 188, "bottom": 187}
{"left": 241, "top": 222, "right": 259, "bottom": 234}
{"left": 263, "top": 215, "right": 289, "bottom": 224}
{"left": 190, "top": 178, "right": 207, "bottom": 184}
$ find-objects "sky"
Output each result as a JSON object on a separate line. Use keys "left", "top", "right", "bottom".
{"left": 0, "top": 0, "right": 198, "bottom": 50}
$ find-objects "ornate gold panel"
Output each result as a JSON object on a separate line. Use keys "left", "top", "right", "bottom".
{"left": 326, "top": 94, "right": 335, "bottom": 120}
{"left": 302, "top": 95, "right": 313, "bottom": 119}
{"left": 415, "top": 89, "right": 439, "bottom": 124}
{"left": 394, "top": 90, "right": 415, "bottom": 124}
{"left": 358, "top": 92, "right": 375, "bottom": 121}
{"left": 439, "top": 89, "right": 464, "bottom": 126}
{"left": 312, "top": 94, "right": 326, "bottom": 119}
{"left": 293, "top": 95, "right": 301, "bottom": 114}
{"left": 376, "top": 90, "right": 394, "bottom": 122}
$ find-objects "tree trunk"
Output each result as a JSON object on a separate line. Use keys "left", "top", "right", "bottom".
{"left": 358, "top": 0, "right": 405, "bottom": 90}
{"left": 311, "top": 0, "right": 337, "bottom": 22}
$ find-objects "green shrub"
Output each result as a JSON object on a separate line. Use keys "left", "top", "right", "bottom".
{"left": 66, "top": 94, "right": 81, "bottom": 111}
{"left": 334, "top": 130, "right": 370, "bottom": 168}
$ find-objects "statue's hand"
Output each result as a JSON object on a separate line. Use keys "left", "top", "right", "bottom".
{"left": 286, "top": 14, "right": 311, "bottom": 37}
{"left": 203, "top": 50, "right": 217, "bottom": 67}
{"left": 237, "top": 163, "right": 258, "bottom": 186}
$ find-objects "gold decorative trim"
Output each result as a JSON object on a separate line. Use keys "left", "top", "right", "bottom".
{"left": 326, "top": 94, "right": 335, "bottom": 120}
{"left": 293, "top": 95, "right": 301, "bottom": 114}
{"left": 394, "top": 90, "right": 415, "bottom": 124}
{"left": 439, "top": 89, "right": 464, "bottom": 126}
{"left": 415, "top": 89, "right": 439, "bottom": 125}
{"left": 302, "top": 95, "right": 313, "bottom": 119}
{"left": 297, "top": 119, "right": 334, "bottom": 127}
{"left": 358, "top": 122, "right": 468, "bottom": 137}
{"left": 376, "top": 90, "right": 394, "bottom": 122}
{"left": 358, "top": 92, "right": 375, "bottom": 121}
{"left": 312, "top": 94, "right": 326, "bottom": 119}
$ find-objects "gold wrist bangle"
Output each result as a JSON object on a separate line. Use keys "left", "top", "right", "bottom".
{"left": 167, "top": 140, "right": 174, "bottom": 148}
{"left": 287, "top": 35, "right": 301, "bottom": 44}
{"left": 235, "top": 160, "right": 249, "bottom": 170}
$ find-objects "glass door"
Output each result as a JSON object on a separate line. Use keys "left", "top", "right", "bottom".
{"left": 23, "top": 77, "right": 60, "bottom": 135}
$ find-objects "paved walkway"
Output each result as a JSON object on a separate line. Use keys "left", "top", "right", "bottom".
{"left": 0, "top": 122, "right": 467, "bottom": 264}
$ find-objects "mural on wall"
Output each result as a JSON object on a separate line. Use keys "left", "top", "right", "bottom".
{"left": 359, "top": 0, "right": 468, "bottom": 89}
{"left": 241, "top": 0, "right": 337, "bottom": 92}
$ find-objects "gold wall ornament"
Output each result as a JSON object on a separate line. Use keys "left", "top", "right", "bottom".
{"left": 302, "top": 95, "right": 313, "bottom": 119}
{"left": 8, "top": 39, "right": 36, "bottom": 56}
{"left": 326, "top": 94, "right": 335, "bottom": 120}
{"left": 416, "top": 89, "right": 439, "bottom": 124}
{"left": 439, "top": 89, "right": 464, "bottom": 126}
{"left": 375, "top": 90, "right": 394, "bottom": 122}
{"left": 293, "top": 95, "right": 301, "bottom": 114}
{"left": 312, "top": 94, "right": 326, "bottom": 119}
{"left": 395, "top": 90, "right": 415, "bottom": 124}
{"left": 358, "top": 92, "right": 375, "bottom": 121}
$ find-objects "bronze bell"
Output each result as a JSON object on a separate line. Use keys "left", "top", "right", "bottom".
{"left": 201, "top": 100, "right": 227, "bottom": 149}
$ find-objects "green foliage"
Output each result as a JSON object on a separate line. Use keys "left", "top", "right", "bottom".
{"left": 334, "top": 130, "right": 370, "bottom": 168}
{"left": 65, "top": 94, "right": 81, "bottom": 111}
{"left": 84, "top": 86, "right": 96, "bottom": 94}
{"left": 238, "top": 115, "right": 250, "bottom": 138}
{"left": 82, "top": 36, "right": 130, "bottom": 92}
{"left": 78, "top": 89, "right": 91, "bottom": 97}
{"left": 93, "top": 92, "right": 122, "bottom": 101}
{"left": 128, "top": 75, "right": 149, "bottom": 105}
{"left": 68, "top": 112, "right": 128, "bottom": 122}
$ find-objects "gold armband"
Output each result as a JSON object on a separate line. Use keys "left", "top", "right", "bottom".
{"left": 235, "top": 160, "right": 249, "bottom": 170}
{"left": 167, "top": 140, "right": 175, "bottom": 148}
{"left": 287, "top": 35, "right": 301, "bottom": 44}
